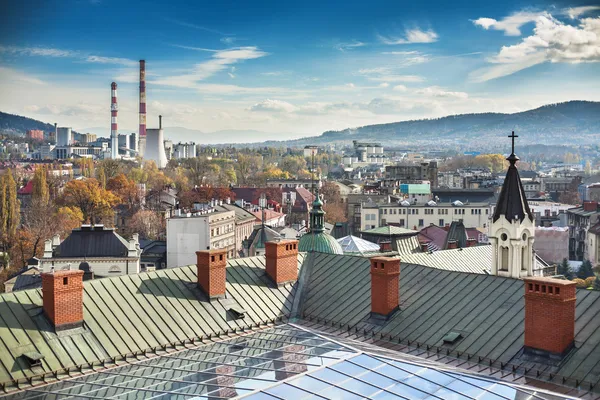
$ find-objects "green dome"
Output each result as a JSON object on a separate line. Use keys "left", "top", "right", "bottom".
{"left": 298, "top": 232, "right": 344, "bottom": 254}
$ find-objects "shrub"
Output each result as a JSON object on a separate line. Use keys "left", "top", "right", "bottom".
{"left": 572, "top": 278, "right": 587, "bottom": 288}
{"left": 557, "top": 258, "right": 574, "bottom": 280}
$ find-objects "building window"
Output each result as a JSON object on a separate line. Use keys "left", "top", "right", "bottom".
{"left": 384, "top": 209, "right": 387, "bottom": 214}
{"left": 108, "top": 265, "right": 121, "bottom": 273}
{"left": 418, "top": 219, "right": 424, "bottom": 227}
{"left": 439, "top": 219, "right": 444, "bottom": 226}
{"left": 399, "top": 219, "right": 405, "bottom": 226}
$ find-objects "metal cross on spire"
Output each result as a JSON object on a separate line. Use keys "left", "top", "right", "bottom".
{"left": 508, "top": 131, "right": 518, "bottom": 155}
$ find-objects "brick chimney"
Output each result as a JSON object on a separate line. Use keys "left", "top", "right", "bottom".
{"left": 466, "top": 238, "right": 477, "bottom": 247}
{"left": 370, "top": 256, "right": 400, "bottom": 318}
{"left": 583, "top": 201, "right": 598, "bottom": 212}
{"left": 42, "top": 269, "right": 85, "bottom": 331}
{"left": 523, "top": 277, "right": 576, "bottom": 356}
{"left": 265, "top": 239, "right": 298, "bottom": 286}
{"left": 447, "top": 240, "right": 458, "bottom": 249}
{"left": 420, "top": 242, "right": 429, "bottom": 252}
{"left": 379, "top": 241, "right": 392, "bottom": 252}
{"left": 196, "top": 249, "right": 227, "bottom": 299}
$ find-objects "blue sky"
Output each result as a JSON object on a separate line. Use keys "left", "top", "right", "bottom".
{"left": 0, "top": 0, "right": 599, "bottom": 139}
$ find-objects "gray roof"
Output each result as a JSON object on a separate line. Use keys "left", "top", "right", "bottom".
{"left": 0, "top": 254, "right": 304, "bottom": 388}
{"left": 394, "top": 235, "right": 422, "bottom": 255}
{"left": 3, "top": 268, "right": 42, "bottom": 292}
{"left": 214, "top": 203, "right": 256, "bottom": 223}
{"left": 337, "top": 235, "right": 381, "bottom": 254}
{"left": 54, "top": 226, "right": 130, "bottom": 258}
{"left": 299, "top": 252, "right": 600, "bottom": 394}
{"left": 397, "top": 246, "right": 491, "bottom": 274}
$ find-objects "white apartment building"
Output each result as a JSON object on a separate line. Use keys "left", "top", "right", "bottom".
{"left": 360, "top": 201, "right": 492, "bottom": 231}
{"left": 166, "top": 209, "right": 236, "bottom": 268}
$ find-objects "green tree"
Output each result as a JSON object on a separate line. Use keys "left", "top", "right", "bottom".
{"left": 557, "top": 258, "right": 574, "bottom": 280}
{"left": 0, "top": 169, "right": 21, "bottom": 243}
{"left": 577, "top": 259, "right": 595, "bottom": 279}
{"left": 31, "top": 167, "right": 49, "bottom": 205}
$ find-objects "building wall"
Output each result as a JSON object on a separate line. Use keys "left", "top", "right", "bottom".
{"left": 534, "top": 227, "right": 569, "bottom": 264}
{"left": 39, "top": 257, "right": 140, "bottom": 277}
{"left": 167, "top": 211, "right": 236, "bottom": 268}
{"left": 361, "top": 204, "right": 491, "bottom": 231}
{"left": 236, "top": 219, "right": 255, "bottom": 253}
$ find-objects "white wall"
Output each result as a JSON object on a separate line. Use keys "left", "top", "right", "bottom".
{"left": 167, "top": 217, "right": 210, "bottom": 268}
{"left": 40, "top": 258, "right": 140, "bottom": 277}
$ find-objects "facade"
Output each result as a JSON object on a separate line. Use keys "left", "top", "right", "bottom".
{"left": 56, "top": 127, "right": 72, "bottom": 146}
{"left": 383, "top": 161, "right": 438, "bottom": 188}
{"left": 303, "top": 145, "right": 318, "bottom": 157}
{"left": 166, "top": 209, "right": 236, "bottom": 267}
{"left": 173, "top": 142, "right": 197, "bottom": 159}
{"left": 266, "top": 178, "right": 320, "bottom": 189}
{"left": 214, "top": 203, "right": 256, "bottom": 254}
{"left": 26, "top": 129, "right": 44, "bottom": 141}
{"left": 80, "top": 133, "right": 97, "bottom": 144}
{"left": 360, "top": 201, "right": 492, "bottom": 231}
{"left": 567, "top": 201, "right": 600, "bottom": 261}
{"left": 39, "top": 225, "right": 141, "bottom": 277}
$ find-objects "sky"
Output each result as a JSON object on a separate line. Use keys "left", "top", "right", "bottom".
{"left": 0, "top": 0, "right": 599, "bottom": 141}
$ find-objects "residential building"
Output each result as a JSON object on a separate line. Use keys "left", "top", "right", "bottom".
{"left": 26, "top": 129, "right": 44, "bottom": 141}
{"left": 303, "top": 145, "right": 318, "bottom": 157}
{"left": 360, "top": 200, "right": 492, "bottom": 231}
{"left": 166, "top": 208, "right": 236, "bottom": 267}
{"left": 214, "top": 202, "right": 256, "bottom": 254}
{"left": 383, "top": 161, "right": 438, "bottom": 188}
{"left": 567, "top": 201, "right": 600, "bottom": 261}
{"left": 266, "top": 178, "right": 319, "bottom": 189}
{"left": 360, "top": 225, "right": 422, "bottom": 254}
{"left": 139, "top": 240, "right": 167, "bottom": 271}
{"left": 39, "top": 225, "right": 141, "bottom": 277}
{"left": 535, "top": 227, "right": 569, "bottom": 264}
{"left": 251, "top": 208, "right": 286, "bottom": 227}
{"left": 346, "top": 192, "right": 391, "bottom": 233}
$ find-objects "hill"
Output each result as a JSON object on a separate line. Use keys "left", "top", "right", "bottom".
{"left": 0, "top": 112, "right": 62, "bottom": 137}
{"left": 277, "top": 101, "right": 600, "bottom": 148}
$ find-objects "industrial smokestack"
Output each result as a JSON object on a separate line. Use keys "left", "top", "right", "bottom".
{"left": 159, "top": 115, "right": 162, "bottom": 129}
{"left": 54, "top": 123, "right": 57, "bottom": 142}
{"left": 110, "top": 82, "right": 119, "bottom": 159}
{"left": 139, "top": 60, "right": 147, "bottom": 157}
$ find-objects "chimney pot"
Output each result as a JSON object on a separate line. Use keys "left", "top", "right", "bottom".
{"left": 420, "top": 242, "right": 429, "bottom": 252}
{"left": 523, "top": 277, "right": 576, "bottom": 356}
{"left": 265, "top": 239, "right": 298, "bottom": 285}
{"left": 196, "top": 249, "right": 227, "bottom": 299}
{"left": 466, "top": 238, "right": 477, "bottom": 247}
{"left": 42, "top": 269, "right": 84, "bottom": 331}
{"left": 447, "top": 240, "right": 458, "bottom": 249}
{"left": 370, "top": 256, "right": 400, "bottom": 318}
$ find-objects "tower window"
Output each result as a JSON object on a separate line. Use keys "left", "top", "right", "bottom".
{"left": 501, "top": 233, "right": 508, "bottom": 241}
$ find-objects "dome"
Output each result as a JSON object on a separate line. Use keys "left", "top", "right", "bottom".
{"left": 298, "top": 232, "right": 344, "bottom": 254}
{"left": 400, "top": 200, "right": 411, "bottom": 206}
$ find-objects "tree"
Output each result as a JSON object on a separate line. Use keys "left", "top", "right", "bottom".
{"left": 280, "top": 155, "right": 307, "bottom": 176}
{"left": 58, "top": 179, "right": 120, "bottom": 225}
{"left": 557, "top": 258, "right": 574, "bottom": 280}
{"left": 577, "top": 259, "right": 595, "bottom": 279}
{"left": 97, "top": 167, "right": 106, "bottom": 189}
{"left": 31, "top": 167, "right": 49, "bottom": 205}
{"left": 107, "top": 173, "right": 140, "bottom": 209}
{"left": 178, "top": 186, "right": 236, "bottom": 209}
{"left": 127, "top": 210, "right": 165, "bottom": 240}
{"left": 97, "top": 159, "right": 121, "bottom": 180}
{"left": 0, "top": 169, "right": 21, "bottom": 246}
{"left": 55, "top": 206, "right": 84, "bottom": 238}
{"left": 321, "top": 181, "right": 348, "bottom": 223}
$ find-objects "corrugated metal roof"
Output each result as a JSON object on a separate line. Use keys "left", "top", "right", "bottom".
{"left": 394, "top": 235, "right": 422, "bottom": 255}
{"left": 0, "top": 254, "right": 304, "bottom": 389}
{"left": 299, "top": 252, "right": 600, "bottom": 393}
{"left": 55, "top": 227, "right": 130, "bottom": 258}
{"left": 397, "top": 246, "right": 491, "bottom": 274}
{"left": 361, "top": 226, "right": 418, "bottom": 236}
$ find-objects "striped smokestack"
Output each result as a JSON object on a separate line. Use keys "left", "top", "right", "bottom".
{"left": 139, "top": 60, "right": 147, "bottom": 157}
{"left": 110, "top": 82, "right": 118, "bottom": 159}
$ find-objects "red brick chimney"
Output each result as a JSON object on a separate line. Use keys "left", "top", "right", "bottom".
{"left": 379, "top": 241, "right": 392, "bottom": 252}
{"left": 524, "top": 277, "right": 576, "bottom": 356}
{"left": 583, "top": 201, "right": 598, "bottom": 212}
{"left": 265, "top": 239, "right": 298, "bottom": 285}
{"left": 196, "top": 249, "right": 227, "bottom": 299}
{"left": 42, "top": 269, "right": 85, "bottom": 331}
{"left": 447, "top": 240, "right": 458, "bottom": 249}
{"left": 420, "top": 242, "right": 429, "bottom": 252}
{"left": 370, "top": 256, "right": 400, "bottom": 318}
{"left": 466, "top": 238, "right": 477, "bottom": 247}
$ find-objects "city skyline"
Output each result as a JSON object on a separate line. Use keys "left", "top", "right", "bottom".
{"left": 1, "top": 0, "right": 599, "bottom": 140}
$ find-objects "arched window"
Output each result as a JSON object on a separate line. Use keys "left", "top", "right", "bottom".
{"left": 500, "top": 247, "right": 509, "bottom": 271}
{"left": 108, "top": 265, "right": 122, "bottom": 273}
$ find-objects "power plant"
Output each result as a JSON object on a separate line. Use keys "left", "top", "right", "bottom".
{"left": 144, "top": 115, "right": 168, "bottom": 168}
{"left": 138, "top": 60, "right": 147, "bottom": 158}
{"left": 110, "top": 82, "right": 119, "bottom": 159}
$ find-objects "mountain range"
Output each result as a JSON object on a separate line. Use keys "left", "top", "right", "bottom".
{"left": 2, "top": 101, "right": 599, "bottom": 148}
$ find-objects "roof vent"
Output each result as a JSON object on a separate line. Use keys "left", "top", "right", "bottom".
{"left": 22, "top": 352, "right": 44, "bottom": 368}
{"left": 442, "top": 332, "right": 463, "bottom": 344}
{"left": 228, "top": 306, "right": 247, "bottom": 320}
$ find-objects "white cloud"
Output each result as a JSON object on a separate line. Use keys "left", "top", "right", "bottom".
{"left": 154, "top": 46, "right": 268, "bottom": 88}
{"left": 472, "top": 11, "right": 546, "bottom": 36}
{"left": 0, "top": 66, "right": 45, "bottom": 85}
{"left": 471, "top": 14, "right": 600, "bottom": 82}
{"left": 393, "top": 85, "right": 407, "bottom": 92}
{"left": 416, "top": 86, "right": 469, "bottom": 99}
{"left": 85, "top": 56, "right": 137, "bottom": 66}
{"left": 333, "top": 40, "right": 366, "bottom": 51}
{"left": 248, "top": 99, "right": 296, "bottom": 113}
{"left": 358, "top": 67, "right": 425, "bottom": 82}
{"left": 565, "top": 6, "right": 600, "bottom": 19}
{"left": 378, "top": 28, "right": 438, "bottom": 44}
{"left": 379, "top": 82, "right": 389, "bottom": 88}
{"left": 0, "top": 45, "right": 76, "bottom": 57}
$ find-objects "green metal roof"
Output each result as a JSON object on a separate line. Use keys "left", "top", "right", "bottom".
{"left": 0, "top": 254, "right": 304, "bottom": 389}
{"left": 298, "top": 232, "right": 343, "bottom": 254}
{"left": 361, "top": 226, "right": 418, "bottom": 236}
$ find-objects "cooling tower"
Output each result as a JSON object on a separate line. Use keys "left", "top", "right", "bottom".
{"left": 57, "top": 127, "right": 72, "bottom": 146}
{"left": 144, "top": 128, "right": 168, "bottom": 168}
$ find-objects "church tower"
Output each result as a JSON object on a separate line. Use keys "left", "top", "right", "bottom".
{"left": 490, "top": 132, "right": 535, "bottom": 278}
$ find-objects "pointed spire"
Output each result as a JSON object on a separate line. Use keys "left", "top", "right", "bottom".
{"left": 492, "top": 131, "right": 533, "bottom": 223}
{"left": 310, "top": 185, "right": 325, "bottom": 233}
